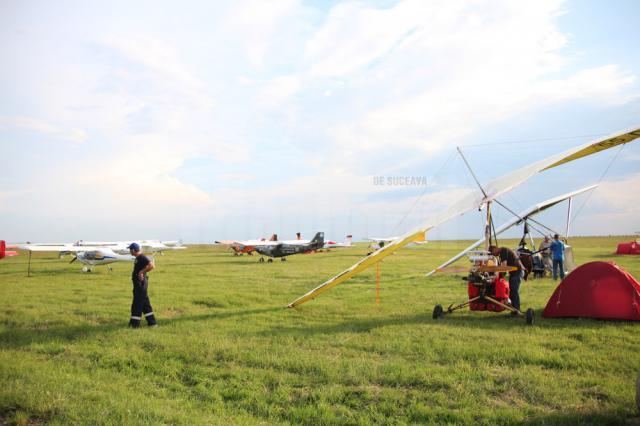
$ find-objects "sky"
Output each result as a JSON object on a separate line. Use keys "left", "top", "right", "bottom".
{"left": 1, "top": 0, "right": 639, "bottom": 243}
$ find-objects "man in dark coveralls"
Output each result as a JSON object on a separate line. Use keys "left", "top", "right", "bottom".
{"left": 489, "top": 245, "right": 525, "bottom": 313}
{"left": 127, "top": 242, "right": 157, "bottom": 328}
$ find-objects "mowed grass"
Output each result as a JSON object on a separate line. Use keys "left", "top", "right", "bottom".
{"left": 1, "top": 237, "right": 639, "bottom": 425}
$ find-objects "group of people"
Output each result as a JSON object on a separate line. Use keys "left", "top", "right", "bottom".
{"left": 539, "top": 234, "right": 567, "bottom": 280}
{"left": 123, "top": 235, "right": 569, "bottom": 327}
{"left": 488, "top": 234, "right": 567, "bottom": 314}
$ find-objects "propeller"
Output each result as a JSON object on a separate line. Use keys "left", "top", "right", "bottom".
{"left": 69, "top": 255, "right": 78, "bottom": 264}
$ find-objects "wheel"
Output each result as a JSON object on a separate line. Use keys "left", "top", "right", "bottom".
{"left": 433, "top": 304, "right": 444, "bottom": 319}
{"left": 526, "top": 308, "right": 534, "bottom": 325}
{"left": 259, "top": 258, "right": 265, "bottom": 263}
{"left": 82, "top": 266, "right": 89, "bottom": 273}
{"left": 267, "top": 258, "right": 273, "bottom": 263}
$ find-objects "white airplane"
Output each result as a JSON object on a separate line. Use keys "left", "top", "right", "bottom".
{"left": 73, "top": 239, "right": 186, "bottom": 255}
{"left": 323, "top": 235, "right": 353, "bottom": 249}
{"left": 18, "top": 239, "right": 183, "bottom": 272}
{"left": 17, "top": 243, "right": 135, "bottom": 272}
{"left": 365, "top": 234, "right": 427, "bottom": 251}
{"left": 284, "top": 233, "right": 353, "bottom": 250}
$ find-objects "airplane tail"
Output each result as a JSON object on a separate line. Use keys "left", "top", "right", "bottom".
{"left": 311, "top": 232, "right": 325, "bottom": 247}
{"left": 0, "top": 240, "right": 5, "bottom": 259}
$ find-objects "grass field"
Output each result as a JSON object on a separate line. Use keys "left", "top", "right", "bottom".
{"left": 1, "top": 236, "right": 639, "bottom": 425}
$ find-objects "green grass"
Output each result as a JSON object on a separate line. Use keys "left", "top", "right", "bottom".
{"left": 1, "top": 237, "right": 639, "bottom": 425}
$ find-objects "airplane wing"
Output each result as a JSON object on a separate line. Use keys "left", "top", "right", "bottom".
{"left": 18, "top": 244, "right": 99, "bottom": 253}
{"left": 287, "top": 126, "right": 640, "bottom": 308}
{"left": 366, "top": 237, "right": 398, "bottom": 243}
{"left": 425, "top": 184, "right": 598, "bottom": 276}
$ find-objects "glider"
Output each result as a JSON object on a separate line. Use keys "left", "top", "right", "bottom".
{"left": 425, "top": 184, "right": 598, "bottom": 276}
{"left": 288, "top": 126, "right": 640, "bottom": 308}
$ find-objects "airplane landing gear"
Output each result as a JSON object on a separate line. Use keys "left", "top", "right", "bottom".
{"left": 433, "top": 304, "right": 444, "bottom": 319}
{"left": 526, "top": 308, "right": 535, "bottom": 325}
{"left": 267, "top": 258, "right": 274, "bottom": 263}
{"left": 259, "top": 258, "right": 265, "bottom": 263}
{"left": 281, "top": 258, "right": 286, "bottom": 262}
{"left": 82, "top": 266, "right": 92, "bottom": 273}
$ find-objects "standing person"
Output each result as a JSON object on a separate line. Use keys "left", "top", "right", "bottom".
{"left": 550, "top": 234, "right": 566, "bottom": 281}
{"left": 489, "top": 245, "right": 526, "bottom": 313}
{"left": 128, "top": 243, "right": 157, "bottom": 328}
{"left": 538, "top": 235, "right": 553, "bottom": 275}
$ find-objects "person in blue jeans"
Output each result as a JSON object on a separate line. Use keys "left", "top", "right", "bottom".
{"left": 550, "top": 234, "right": 565, "bottom": 280}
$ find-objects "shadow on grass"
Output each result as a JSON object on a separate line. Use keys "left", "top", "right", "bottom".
{"left": 591, "top": 253, "right": 625, "bottom": 259}
{"left": 522, "top": 410, "right": 635, "bottom": 425}
{"left": 0, "top": 307, "right": 282, "bottom": 350}
{"left": 263, "top": 308, "right": 616, "bottom": 337}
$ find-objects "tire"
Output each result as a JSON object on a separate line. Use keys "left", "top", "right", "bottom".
{"left": 433, "top": 304, "right": 444, "bottom": 319}
{"left": 526, "top": 308, "right": 534, "bottom": 326}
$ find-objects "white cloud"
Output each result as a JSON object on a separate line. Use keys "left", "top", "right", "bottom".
{"left": 0, "top": 115, "right": 87, "bottom": 143}
{"left": 220, "top": 0, "right": 310, "bottom": 69}
{"left": 302, "top": 0, "right": 637, "bottom": 154}
{"left": 256, "top": 74, "right": 302, "bottom": 108}
{"left": 570, "top": 173, "right": 640, "bottom": 235}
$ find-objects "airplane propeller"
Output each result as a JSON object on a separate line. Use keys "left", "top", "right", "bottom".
{"left": 69, "top": 255, "right": 78, "bottom": 264}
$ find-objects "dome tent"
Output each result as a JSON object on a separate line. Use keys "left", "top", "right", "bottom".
{"left": 616, "top": 241, "right": 640, "bottom": 255}
{"left": 543, "top": 261, "right": 640, "bottom": 321}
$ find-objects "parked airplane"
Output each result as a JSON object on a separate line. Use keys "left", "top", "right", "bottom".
{"left": 0, "top": 240, "right": 18, "bottom": 260}
{"left": 217, "top": 234, "right": 350, "bottom": 255}
{"left": 252, "top": 232, "right": 325, "bottom": 262}
{"left": 365, "top": 233, "right": 427, "bottom": 253}
{"left": 17, "top": 243, "right": 135, "bottom": 272}
{"left": 285, "top": 233, "right": 352, "bottom": 250}
{"left": 73, "top": 240, "right": 185, "bottom": 255}
{"left": 323, "top": 235, "right": 353, "bottom": 249}
{"left": 18, "top": 239, "right": 181, "bottom": 272}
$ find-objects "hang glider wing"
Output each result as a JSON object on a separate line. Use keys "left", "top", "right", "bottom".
{"left": 425, "top": 184, "right": 598, "bottom": 276}
{"left": 287, "top": 126, "right": 640, "bottom": 308}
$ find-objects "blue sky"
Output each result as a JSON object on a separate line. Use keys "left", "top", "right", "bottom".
{"left": 1, "top": 0, "right": 639, "bottom": 243}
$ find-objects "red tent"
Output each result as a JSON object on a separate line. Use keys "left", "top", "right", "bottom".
{"left": 616, "top": 241, "right": 640, "bottom": 255}
{"left": 543, "top": 261, "right": 640, "bottom": 321}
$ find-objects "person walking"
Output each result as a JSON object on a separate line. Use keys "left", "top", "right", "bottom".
{"left": 127, "top": 243, "right": 157, "bottom": 328}
{"left": 550, "top": 234, "right": 566, "bottom": 281}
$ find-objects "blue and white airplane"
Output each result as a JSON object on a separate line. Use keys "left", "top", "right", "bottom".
{"left": 18, "top": 240, "right": 184, "bottom": 272}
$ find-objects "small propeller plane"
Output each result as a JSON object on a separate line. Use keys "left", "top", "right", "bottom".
{"left": 216, "top": 233, "right": 350, "bottom": 256}
{"left": 220, "top": 232, "right": 326, "bottom": 262}
{"left": 17, "top": 239, "right": 182, "bottom": 272}
{"left": 365, "top": 234, "right": 427, "bottom": 253}
{"left": 17, "top": 243, "right": 135, "bottom": 272}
